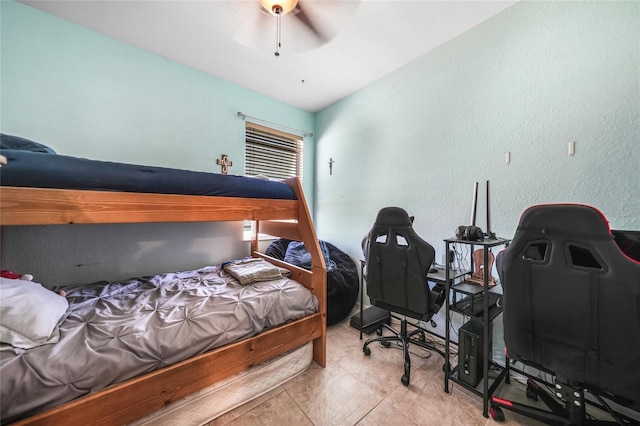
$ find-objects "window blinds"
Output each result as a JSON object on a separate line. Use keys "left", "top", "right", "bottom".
{"left": 245, "top": 123, "right": 303, "bottom": 181}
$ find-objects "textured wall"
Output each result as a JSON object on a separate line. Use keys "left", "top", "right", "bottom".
{"left": 0, "top": 1, "right": 315, "bottom": 285}
{"left": 315, "top": 1, "right": 639, "bottom": 265}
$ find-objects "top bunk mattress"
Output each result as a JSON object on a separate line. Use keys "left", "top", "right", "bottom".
{"left": 0, "top": 134, "right": 296, "bottom": 200}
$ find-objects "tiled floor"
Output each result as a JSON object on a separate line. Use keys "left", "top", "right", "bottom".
{"left": 205, "top": 309, "right": 539, "bottom": 426}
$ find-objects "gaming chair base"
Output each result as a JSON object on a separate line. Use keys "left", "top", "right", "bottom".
{"left": 490, "top": 379, "right": 625, "bottom": 425}
{"left": 362, "top": 317, "right": 444, "bottom": 386}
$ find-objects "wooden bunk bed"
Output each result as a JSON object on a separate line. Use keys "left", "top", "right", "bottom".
{"left": 0, "top": 177, "right": 327, "bottom": 425}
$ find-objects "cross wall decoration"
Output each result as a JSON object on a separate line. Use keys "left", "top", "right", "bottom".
{"left": 216, "top": 154, "right": 233, "bottom": 175}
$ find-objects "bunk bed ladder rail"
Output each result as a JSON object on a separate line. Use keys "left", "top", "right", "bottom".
{"left": 252, "top": 177, "right": 327, "bottom": 368}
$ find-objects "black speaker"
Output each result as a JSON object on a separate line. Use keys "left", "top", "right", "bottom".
{"left": 456, "top": 225, "right": 484, "bottom": 241}
{"left": 458, "top": 319, "right": 492, "bottom": 387}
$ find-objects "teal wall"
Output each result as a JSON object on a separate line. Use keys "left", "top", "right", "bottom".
{"left": 315, "top": 1, "right": 640, "bottom": 265}
{"left": 0, "top": 1, "right": 316, "bottom": 285}
{"left": 2, "top": 1, "right": 639, "bottom": 286}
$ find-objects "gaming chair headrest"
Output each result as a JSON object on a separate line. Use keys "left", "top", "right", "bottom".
{"left": 373, "top": 207, "right": 413, "bottom": 228}
{"left": 362, "top": 207, "right": 425, "bottom": 260}
{"left": 517, "top": 204, "right": 611, "bottom": 239}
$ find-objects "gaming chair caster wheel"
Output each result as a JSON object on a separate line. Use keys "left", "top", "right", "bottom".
{"left": 381, "top": 341, "right": 391, "bottom": 348}
{"left": 489, "top": 406, "right": 505, "bottom": 422}
{"left": 363, "top": 346, "right": 371, "bottom": 356}
{"left": 401, "top": 375, "right": 410, "bottom": 386}
{"left": 526, "top": 385, "right": 538, "bottom": 401}
{"left": 418, "top": 332, "right": 426, "bottom": 343}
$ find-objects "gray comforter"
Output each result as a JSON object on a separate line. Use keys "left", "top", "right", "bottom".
{"left": 0, "top": 264, "right": 318, "bottom": 422}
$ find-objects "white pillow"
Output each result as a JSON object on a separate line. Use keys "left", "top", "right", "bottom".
{"left": 0, "top": 277, "right": 69, "bottom": 349}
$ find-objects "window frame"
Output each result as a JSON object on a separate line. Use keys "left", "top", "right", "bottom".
{"left": 244, "top": 122, "right": 303, "bottom": 182}
{"left": 243, "top": 122, "right": 304, "bottom": 240}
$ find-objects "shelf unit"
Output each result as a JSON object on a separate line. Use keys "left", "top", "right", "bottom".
{"left": 443, "top": 236, "right": 510, "bottom": 418}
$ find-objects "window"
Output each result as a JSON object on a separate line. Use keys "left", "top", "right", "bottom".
{"left": 244, "top": 122, "right": 304, "bottom": 239}
{"left": 245, "top": 122, "right": 303, "bottom": 181}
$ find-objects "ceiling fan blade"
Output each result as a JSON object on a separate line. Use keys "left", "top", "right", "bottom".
{"left": 231, "top": 2, "right": 274, "bottom": 50}
{"left": 292, "top": 3, "right": 328, "bottom": 43}
{"left": 233, "top": 0, "right": 361, "bottom": 54}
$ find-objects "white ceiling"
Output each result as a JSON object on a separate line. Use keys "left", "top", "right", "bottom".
{"left": 20, "top": 0, "right": 517, "bottom": 113}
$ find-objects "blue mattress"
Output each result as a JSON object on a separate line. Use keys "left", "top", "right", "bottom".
{"left": 0, "top": 135, "right": 296, "bottom": 200}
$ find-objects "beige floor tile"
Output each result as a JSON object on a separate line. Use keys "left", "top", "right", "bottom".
{"left": 221, "top": 391, "right": 312, "bottom": 426}
{"left": 326, "top": 322, "right": 364, "bottom": 362}
{"left": 385, "top": 367, "right": 486, "bottom": 426}
{"left": 332, "top": 321, "right": 448, "bottom": 398}
{"left": 285, "top": 357, "right": 386, "bottom": 426}
{"left": 335, "top": 338, "right": 416, "bottom": 397}
{"left": 206, "top": 386, "right": 286, "bottom": 426}
{"left": 356, "top": 400, "right": 418, "bottom": 426}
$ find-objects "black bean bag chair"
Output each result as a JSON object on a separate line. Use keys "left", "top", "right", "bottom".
{"left": 266, "top": 239, "right": 359, "bottom": 326}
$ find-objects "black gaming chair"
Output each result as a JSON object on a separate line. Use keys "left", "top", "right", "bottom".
{"left": 361, "top": 207, "right": 446, "bottom": 386}
{"left": 490, "top": 204, "right": 640, "bottom": 425}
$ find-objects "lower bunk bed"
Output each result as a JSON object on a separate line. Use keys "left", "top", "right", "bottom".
{"left": 0, "top": 134, "right": 327, "bottom": 425}
{"left": 1, "top": 262, "right": 317, "bottom": 424}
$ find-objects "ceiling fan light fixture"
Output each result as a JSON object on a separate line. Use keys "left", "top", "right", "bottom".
{"left": 260, "top": 0, "right": 298, "bottom": 16}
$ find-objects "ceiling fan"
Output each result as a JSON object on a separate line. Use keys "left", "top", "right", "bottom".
{"left": 260, "top": 0, "right": 320, "bottom": 56}
{"left": 231, "top": 0, "right": 360, "bottom": 56}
